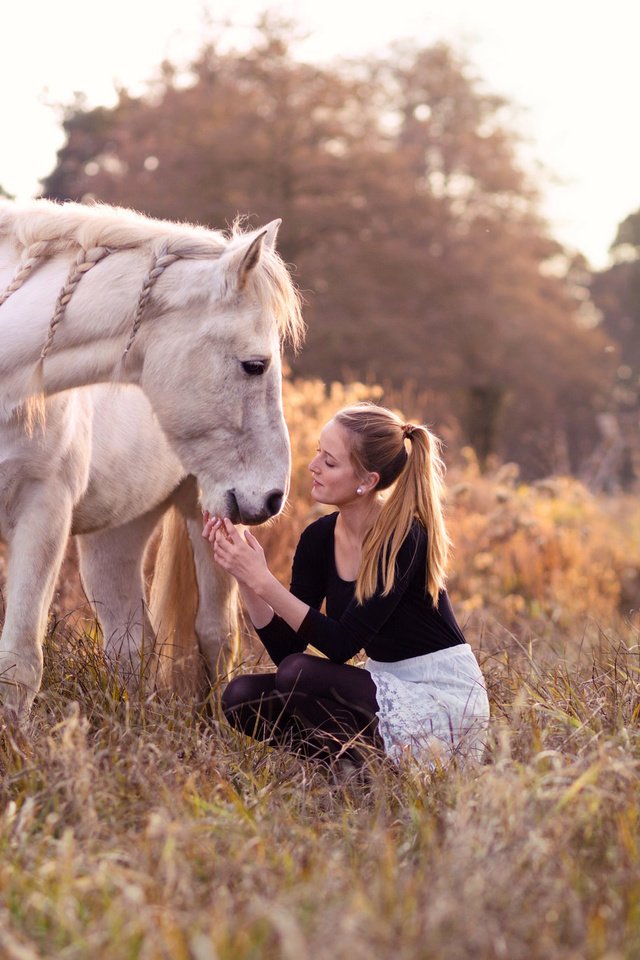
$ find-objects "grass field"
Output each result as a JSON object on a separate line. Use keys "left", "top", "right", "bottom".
{"left": 1, "top": 379, "right": 639, "bottom": 959}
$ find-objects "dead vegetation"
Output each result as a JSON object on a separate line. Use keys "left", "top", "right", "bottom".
{"left": 1, "top": 377, "right": 639, "bottom": 959}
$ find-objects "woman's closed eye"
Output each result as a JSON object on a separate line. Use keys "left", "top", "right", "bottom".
{"left": 316, "top": 446, "right": 335, "bottom": 467}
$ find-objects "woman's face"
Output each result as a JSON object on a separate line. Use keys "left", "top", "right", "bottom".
{"left": 308, "top": 419, "right": 362, "bottom": 507}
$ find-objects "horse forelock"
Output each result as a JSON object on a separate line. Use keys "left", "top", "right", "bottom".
{"left": 250, "top": 247, "right": 305, "bottom": 352}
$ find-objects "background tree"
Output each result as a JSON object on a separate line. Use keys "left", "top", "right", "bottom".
{"left": 41, "top": 16, "right": 614, "bottom": 477}
{"left": 588, "top": 209, "right": 640, "bottom": 487}
{"left": 592, "top": 210, "right": 640, "bottom": 405}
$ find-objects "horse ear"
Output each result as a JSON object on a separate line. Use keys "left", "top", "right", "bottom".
{"left": 224, "top": 229, "right": 267, "bottom": 293}
{"left": 263, "top": 218, "right": 282, "bottom": 251}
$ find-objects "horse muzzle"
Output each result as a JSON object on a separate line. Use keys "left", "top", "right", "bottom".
{"left": 226, "top": 488, "right": 285, "bottom": 525}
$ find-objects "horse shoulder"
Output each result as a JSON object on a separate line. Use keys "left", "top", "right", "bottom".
{"left": 0, "top": 391, "right": 93, "bottom": 538}
{"left": 71, "top": 385, "right": 185, "bottom": 535}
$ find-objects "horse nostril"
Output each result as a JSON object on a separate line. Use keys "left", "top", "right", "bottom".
{"left": 226, "top": 490, "right": 240, "bottom": 521}
{"left": 265, "top": 489, "right": 284, "bottom": 516}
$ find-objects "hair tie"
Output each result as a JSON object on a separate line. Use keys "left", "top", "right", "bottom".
{"left": 402, "top": 423, "right": 416, "bottom": 439}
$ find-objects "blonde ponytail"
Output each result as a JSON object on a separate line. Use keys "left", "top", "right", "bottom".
{"left": 334, "top": 405, "right": 451, "bottom": 607}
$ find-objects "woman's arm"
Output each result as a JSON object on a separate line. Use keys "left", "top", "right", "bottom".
{"left": 236, "top": 581, "right": 274, "bottom": 630}
{"left": 206, "top": 517, "right": 311, "bottom": 630}
{"left": 269, "top": 523, "right": 426, "bottom": 662}
{"left": 203, "top": 514, "right": 278, "bottom": 628}
{"left": 203, "top": 514, "right": 326, "bottom": 664}
{"left": 253, "top": 569, "right": 311, "bottom": 631}
{"left": 210, "top": 518, "right": 426, "bottom": 664}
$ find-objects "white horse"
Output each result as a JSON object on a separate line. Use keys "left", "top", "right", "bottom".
{"left": 0, "top": 199, "right": 303, "bottom": 720}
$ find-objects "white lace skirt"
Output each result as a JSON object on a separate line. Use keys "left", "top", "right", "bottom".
{"left": 366, "top": 644, "right": 490, "bottom": 765}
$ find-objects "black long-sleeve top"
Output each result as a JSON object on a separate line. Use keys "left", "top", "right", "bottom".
{"left": 256, "top": 512, "right": 466, "bottom": 665}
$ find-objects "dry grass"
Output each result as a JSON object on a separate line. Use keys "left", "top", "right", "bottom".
{"left": 2, "top": 377, "right": 640, "bottom": 959}
{"left": 1, "top": 625, "right": 639, "bottom": 960}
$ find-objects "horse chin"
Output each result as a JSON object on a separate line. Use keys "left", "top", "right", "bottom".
{"left": 201, "top": 490, "right": 282, "bottom": 526}
{"left": 239, "top": 511, "right": 272, "bottom": 526}
{"left": 225, "top": 490, "right": 278, "bottom": 526}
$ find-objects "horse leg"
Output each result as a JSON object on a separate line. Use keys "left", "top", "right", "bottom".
{"left": 172, "top": 477, "right": 240, "bottom": 682}
{"left": 184, "top": 511, "right": 239, "bottom": 681}
{"left": 1, "top": 492, "right": 74, "bottom": 721}
{"left": 76, "top": 505, "right": 166, "bottom": 686}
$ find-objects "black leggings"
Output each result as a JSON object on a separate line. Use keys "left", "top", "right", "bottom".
{"left": 221, "top": 653, "right": 382, "bottom": 762}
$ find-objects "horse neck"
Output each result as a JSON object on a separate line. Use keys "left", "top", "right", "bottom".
{"left": 0, "top": 243, "right": 151, "bottom": 408}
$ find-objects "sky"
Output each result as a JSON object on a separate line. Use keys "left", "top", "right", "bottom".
{"left": 1, "top": 0, "right": 639, "bottom": 269}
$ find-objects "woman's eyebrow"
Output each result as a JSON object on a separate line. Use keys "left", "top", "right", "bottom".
{"left": 319, "top": 444, "right": 339, "bottom": 461}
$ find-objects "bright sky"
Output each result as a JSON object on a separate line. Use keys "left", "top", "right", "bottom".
{"left": 2, "top": 0, "right": 639, "bottom": 269}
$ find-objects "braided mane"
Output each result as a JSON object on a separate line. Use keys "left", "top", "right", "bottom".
{"left": 0, "top": 199, "right": 304, "bottom": 352}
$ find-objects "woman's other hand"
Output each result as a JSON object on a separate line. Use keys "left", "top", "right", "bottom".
{"left": 202, "top": 510, "right": 222, "bottom": 542}
{"left": 202, "top": 513, "right": 268, "bottom": 589}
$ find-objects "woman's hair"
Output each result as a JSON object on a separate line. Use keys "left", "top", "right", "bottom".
{"left": 334, "top": 403, "right": 451, "bottom": 606}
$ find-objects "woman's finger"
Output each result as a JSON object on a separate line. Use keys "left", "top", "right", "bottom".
{"left": 220, "top": 518, "right": 242, "bottom": 542}
{"left": 212, "top": 529, "right": 223, "bottom": 547}
{"left": 203, "top": 517, "right": 221, "bottom": 540}
{"left": 244, "top": 530, "right": 262, "bottom": 552}
{"left": 212, "top": 540, "right": 229, "bottom": 564}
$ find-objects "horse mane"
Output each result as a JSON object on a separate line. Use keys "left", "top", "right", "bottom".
{"left": 0, "top": 199, "right": 305, "bottom": 349}
{"left": 0, "top": 198, "right": 227, "bottom": 259}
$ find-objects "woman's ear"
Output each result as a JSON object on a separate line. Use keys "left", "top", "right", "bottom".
{"left": 362, "top": 472, "right": 380, "bottom": 493}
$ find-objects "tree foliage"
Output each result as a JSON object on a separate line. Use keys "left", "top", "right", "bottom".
{"left": 41, "top": 17, "right": 613, "bottom": 476}
{"left": 591, "top": 210, "right": 640, "bottom": 409}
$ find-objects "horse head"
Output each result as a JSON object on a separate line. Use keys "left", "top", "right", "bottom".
{"left": 139, "top": 221, "right": 304, "bottom": 525}
{"left": 0, "top": 202, "right": 304, "bottom": 525}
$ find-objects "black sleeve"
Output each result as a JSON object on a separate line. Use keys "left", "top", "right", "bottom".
{"left": 297, "top": 524, "right": 426, "bottom": 663}
{"left": 255, "top": 521, "right": 328, "bottom": 665}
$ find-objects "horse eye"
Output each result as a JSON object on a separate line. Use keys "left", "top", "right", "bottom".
{"left": 241, "top": 359, "right": 268, "bottom": 376}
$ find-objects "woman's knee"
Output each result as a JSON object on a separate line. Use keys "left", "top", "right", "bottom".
{"left": 275, "top": 653, "right": 315, "bottom": 697}
{"left": 221, "top": 674, "right": 275, "bottom": 717}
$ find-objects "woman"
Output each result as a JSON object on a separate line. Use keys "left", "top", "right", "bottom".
{"left": 202, "top": 403, "right": 489, "bottom": 766}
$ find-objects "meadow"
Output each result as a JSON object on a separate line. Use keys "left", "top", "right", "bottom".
{"left": 1, "top": 378, "right": 639, "bottom": 960}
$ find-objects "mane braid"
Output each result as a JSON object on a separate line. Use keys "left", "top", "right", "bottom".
{"left": 123, "top": 243, "right": 180, "bottom": 359}
{"left": 0, "top": 241, "right": 50, "bottom": 307}
{"left": 0, "top": 199, "right": 305, "bottom": 355}
{"left": 40, "top": 245, "right": 111, "bottom": 361}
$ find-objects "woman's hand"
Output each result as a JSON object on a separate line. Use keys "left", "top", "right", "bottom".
{"left": 202, "top": 512, "right": 268, "bottom": 590}
{"left": 202, "top": 512, "right": 309, "bottom": 633}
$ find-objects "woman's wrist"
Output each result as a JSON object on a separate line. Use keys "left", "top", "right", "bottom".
{"left": 252, "top": 568, "right": 277, "bottom": 602}
{"left": 253, "top": 573, "right": 309, "bottom": 632}
{"left": 237, "top": 579, "right": 275, "bottom": 630}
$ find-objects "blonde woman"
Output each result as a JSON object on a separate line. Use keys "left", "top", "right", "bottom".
{"left": 203, "top": 404, "right": 489, "bottom": 765}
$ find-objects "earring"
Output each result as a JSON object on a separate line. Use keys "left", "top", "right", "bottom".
{"left": 356, "top": 487, "right": 363, "bottom": 495}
